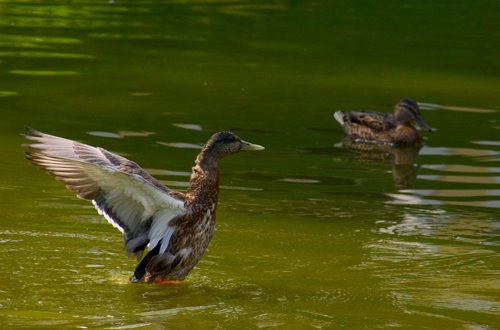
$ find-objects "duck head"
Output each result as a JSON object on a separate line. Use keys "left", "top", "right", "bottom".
{"left": 394, "top": 98, "right": 432, "bottom": 132}
{"left": 199, "top": 132, "right": 264, "bottom": 167}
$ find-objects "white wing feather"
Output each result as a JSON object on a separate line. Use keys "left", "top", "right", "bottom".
{"left": 25, "top": 128, "right": 186, "bottom": 257}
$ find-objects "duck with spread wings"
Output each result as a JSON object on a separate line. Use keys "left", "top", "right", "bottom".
{"left": 24, "top": 128, "right": 264, "bottom": 283}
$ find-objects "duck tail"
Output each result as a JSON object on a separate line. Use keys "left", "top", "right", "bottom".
{"left": 333, "top": 111, "right": 345, "bottom": 125}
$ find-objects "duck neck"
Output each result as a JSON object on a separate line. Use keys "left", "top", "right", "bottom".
{"left": 186, "top": 150, "right": 219, "bottom": 207}
{"left": 395, "top": 125, "right": 422, "bottom": 143}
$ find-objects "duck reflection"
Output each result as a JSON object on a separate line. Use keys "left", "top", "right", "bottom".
{"left": 339, "top": 137, "right": 423, "bottom": 189}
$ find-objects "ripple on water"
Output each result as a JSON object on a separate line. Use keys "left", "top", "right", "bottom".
{"left": 0, "top": 34, "right": 82, "bottom": 47}
{"left": 87, "top": 131, "right": 156, "bottom": 138}
{"left": 118, "top": 131, "right": 156, "bottom": 137}
{"left": 0, "top": 229, "right": 97, "bottom": 241}
{"left": 387, "top": 155, "right": 500, "bottom": 207}
{"left": 136, "top": 304, "right": 216, "bottom": 318}
{"left": 172, "top": 123, "right": 203, "bottom": 131}
{"left": 367, "top": 241, "right": 499, "bottom": 320}
{"left": 87, "top": 131, "right": 123, "bottom": 139}
{"left": 387, "top": 193, "right": 500, "bottom": 208}
{"left": 418, "top": 175, "right": 500, "bottom": 185}
{"left": 421, "top": 146, "right": 499, "bottom": 158}
{"left": 366, "top": 205, "right": 499, "bottom": 321}
{"left": 157, "top": 141, "right": 203, "bottom": 149}
{"left": 376, "top": 209, "right": 499, "bottom": 245}
{"left": 0, "top": 90, "right": 18, "bottom": 97}
{"left": 471, "top": 140, "right": 500, "bottom": 147}
{"left": 0, "top": 51, "right": 94, "bottom": 59}
{"left": 279, "top": 178, "right": 321, "bottom": 184}
{"left": 9, "top": 70, "right": 80, "bottom": 76}
{"left": 400, "top": 189, "right": 500, "bottom": 197}
{"left": 422, "top": 164, "right": 500, "bottom": 173}
{"left": 418, "top": 102, "right": 498, "bottom": 113}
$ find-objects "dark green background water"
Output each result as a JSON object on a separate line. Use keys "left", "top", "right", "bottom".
{"left": 1, "top": 1, "right": 499, "bottom": 328}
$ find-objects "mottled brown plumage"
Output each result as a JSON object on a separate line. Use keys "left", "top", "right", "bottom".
{"left": 24, "top": 128, "right": 264, "bottom": 283}
{"left": 334, "top": 98, "right": 432, "bottom": 145}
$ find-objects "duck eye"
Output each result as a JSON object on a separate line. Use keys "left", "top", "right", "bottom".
{"left": 223, "top": 136, "right": 236, "bottom": 143}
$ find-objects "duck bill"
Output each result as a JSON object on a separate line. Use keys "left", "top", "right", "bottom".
{"left": 240, "top": 140, "right": 265, "bottom": 151}
{"left": 415, "top": 117, "right": 432, "bottom": 132}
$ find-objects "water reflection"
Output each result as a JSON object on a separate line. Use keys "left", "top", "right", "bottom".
{"left": 87, "top": 131, "right": 155, "bottom": 138}
{"left": 279, "top": 178, "right": 321, "bottom": 184}
{"left": 9, "top": 70, "right": 80, "bottom": 76}
{"left": 172, "top": 123, "right": 203, "bottom": 131}
{"left": 421, "top": 164, "right": 500, "bottom": 173}
{"left": 0, "top": 5, "right": 149, "bottom": 29}
{"left": 471, "top": 140, "right": 500, "bottom": 147}
{"left": 0, "top": 34, "right": 81, "bottom": 47}
{"left": 390, "top": 190, "right": 500, "bottom": 209}
{"left": 87, "top": 131, "right": 123, "bottom": 139}
{"left": 157, "top": 141, "right": 203, "bottom": 149}
{"left": 385, "top": 144, "right": 500, "bottom": 208}
{"left": 337, "top": 137, "right": 423, "bottom": 189}
{"left": 118, "top": 131, "right": 156, "bottom": 137}
{"left": 0, "top": 51, "right": 93, "bottom": 59}
{"left": 418, "top": 175, "right": 500, "bottom": 184}
{"left": 388, "top": 193, "right": 500, "bottom": 208}
{"left": 0, "top": 91, "right": 18, "bottom": 97}
{"left": 88, "top": 32, "right": 205, "bottom": 43}
{"left": 421, "top": 146, "right": 499, "bottom": 158}
{"left": 419, "top": 102, "right": 497, "bottom": 114}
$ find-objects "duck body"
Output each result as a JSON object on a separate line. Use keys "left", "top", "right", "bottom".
{"left": 334, "top": 98, "right": 431, "bottom": 145}
{"left": 24, "top": 129, "right": 264, "bottom": 283}
{"left": 131, "top": 157, "right": 219, "bottom": 282}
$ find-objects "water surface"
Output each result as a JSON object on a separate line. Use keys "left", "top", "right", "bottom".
{"left": 0, "top": 0, "right": 499, "bottom": 329}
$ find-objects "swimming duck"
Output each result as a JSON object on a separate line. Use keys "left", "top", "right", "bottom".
{"left": 24, "top": 128, "right": 264, "bottom": 283}
{"left": 334, "top": 98, "right": 432, "bottom": 145}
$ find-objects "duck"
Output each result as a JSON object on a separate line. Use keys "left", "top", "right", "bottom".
{"left": 334, "top": 98, "right": 432, "bottom": 145}
{"left": 24, "top": 128, "right": 264, "bottom": 283}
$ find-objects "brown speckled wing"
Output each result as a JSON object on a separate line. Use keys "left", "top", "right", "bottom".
{"left": 348, "top": 111, "right": 392, "bottom": 132}
{"left": 24, "top": 128, "right": 187, "bottom": 258}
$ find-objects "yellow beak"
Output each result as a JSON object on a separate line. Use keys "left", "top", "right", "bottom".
{"left": 240, "top": 140, "right": 265, "bottom": 151}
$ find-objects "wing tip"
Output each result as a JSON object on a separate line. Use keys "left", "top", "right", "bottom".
{"left": 21, "top": 126, "right": 43, "bottom": 140}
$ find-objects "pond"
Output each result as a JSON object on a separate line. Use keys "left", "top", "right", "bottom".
{"left": 0, "top": 0, "right": 499, "bottom": 328}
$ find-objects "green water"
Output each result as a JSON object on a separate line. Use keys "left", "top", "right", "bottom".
{"left": 1, "top": 0, "right": 499, "bottom": 328}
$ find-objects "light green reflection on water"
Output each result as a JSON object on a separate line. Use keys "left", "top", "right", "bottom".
{"left": 9, "top": 70, "right": 80, "bottom": 76}
{"left": 0, "top": 51, "right": 93, "bottom": 59}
